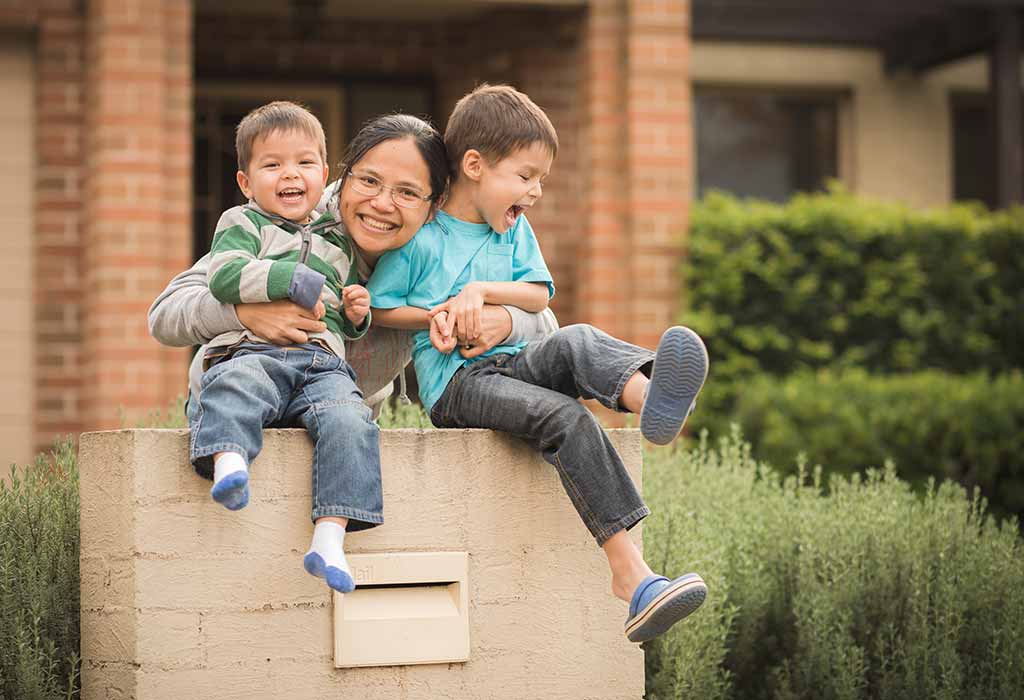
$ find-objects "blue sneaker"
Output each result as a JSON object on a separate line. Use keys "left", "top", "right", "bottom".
{"left": 625, "top": 573, "right": 707, "bottom": 643}
{"left": 640, "top": 326, "right": 708, "bottom": 445}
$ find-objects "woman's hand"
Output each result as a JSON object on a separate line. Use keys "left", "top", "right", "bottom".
{"left": 429, "top": 282, "right": 486, "bottom": 341}
{"left": 236, "top": 299, "right": 327, "bottom": 345}
{"left": 458, "top": 305, "right": 513, "bottom": 359}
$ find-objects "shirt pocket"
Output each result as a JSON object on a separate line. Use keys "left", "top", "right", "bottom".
{"left": 487, "top": 243, "right": 514, "bottom": 281}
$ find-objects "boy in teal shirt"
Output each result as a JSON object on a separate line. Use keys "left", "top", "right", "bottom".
{"left": 369, "top": 85, "right": 711, "bottom": 643}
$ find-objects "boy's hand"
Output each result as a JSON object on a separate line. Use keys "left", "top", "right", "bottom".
{"left": 342, "top": 284, "right": 371, "bottom": 326}
{"left": 429, "top": 311, "right": 458, "bottom": 354}
{"left": 429, "top": 282, "right": 485, "bottom": 341}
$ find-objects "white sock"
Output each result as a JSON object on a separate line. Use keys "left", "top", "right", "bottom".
{"left": 303, "top": 520, "right": 354, "bottom": 592}
{"left": 213, "top": 452, "right": 248, "bottom": 483}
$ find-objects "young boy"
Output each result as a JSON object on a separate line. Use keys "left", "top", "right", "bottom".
{"left": 192, "top": 101, "right": 378, "bottom": 594}
{"left": 368, "top": 85, "right": 710, "bottom": 643}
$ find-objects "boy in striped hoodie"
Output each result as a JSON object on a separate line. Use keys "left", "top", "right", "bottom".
{"left": 190, "top": 101, "right": 377, "bottom": 594}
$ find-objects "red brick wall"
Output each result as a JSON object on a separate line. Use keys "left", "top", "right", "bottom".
{"left": 29, "top": 2, "right": 87, "bottom": 449}
{"left": 7, "top": 1, "right": 691, "bottom": 448}
{"left": 82, "top": 0, "right": 192, "bottom": 431}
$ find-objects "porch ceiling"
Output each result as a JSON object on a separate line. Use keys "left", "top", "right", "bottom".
{"left": 196, "top": 0, "right": 584, "bottom": 22}
{"left": 693, "top": 0, "right": 1024, "bottom": 73}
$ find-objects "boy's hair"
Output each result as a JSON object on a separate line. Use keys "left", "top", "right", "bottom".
{"left": 445, "top": 84, "right": 558, "bottom": 179}
{"left": 235, "top": 101, "right": 327, "bottom": 172}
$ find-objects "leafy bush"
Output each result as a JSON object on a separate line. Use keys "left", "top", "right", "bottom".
{"left": 0, "top": 441, "right": 80, "bottom": 700}
{"left": 644, "top": 431, "right": 1024, "bottom": 700}
{"left": 685, "top": 189, "right": 1024, "bottom": 382}
{"left": 725, "top": 369, "right": 1024, "bottom": 518}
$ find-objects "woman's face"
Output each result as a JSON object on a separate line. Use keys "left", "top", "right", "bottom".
{"left": 340, "top": 137, "right": 434, "bottom": 265}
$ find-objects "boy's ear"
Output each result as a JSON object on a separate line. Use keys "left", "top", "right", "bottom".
{"left": 321, "top": 163, "right": 329, "bottom": 186}
{"left": 236, "top": 170, "right": 253, "bottom": 199}
{"left": 461, "top": 149, "right": 484, "bottom": 182}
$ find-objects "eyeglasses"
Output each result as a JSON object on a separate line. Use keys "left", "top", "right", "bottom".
{"left": 347, "top": 170, "right": 432, "bottom": 209}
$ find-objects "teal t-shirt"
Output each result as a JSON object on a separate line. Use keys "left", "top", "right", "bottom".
{"left": 367, "top": 210, "right": 555, "bottom": 411}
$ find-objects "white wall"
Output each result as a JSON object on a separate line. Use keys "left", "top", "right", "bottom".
{"left": 691, "top": 41, "right": 1003, "bottom": 208}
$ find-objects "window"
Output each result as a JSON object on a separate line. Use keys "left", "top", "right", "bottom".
{"left": 695, "top": 88, "right": 840, "bottom": 202}
{"left": 952, "top": 95, "right": 997, "bottom": 208}
{"left": 194, "top": 82, "right": 432, "bottom": 260}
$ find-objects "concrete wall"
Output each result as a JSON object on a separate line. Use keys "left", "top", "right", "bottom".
{"left": 691, "top": 41, "right": 1001, "bottom": 209}
{"left": 79, "top": 428, "right": 645, "bottom": 700}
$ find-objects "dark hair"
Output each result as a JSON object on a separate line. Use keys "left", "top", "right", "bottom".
{"left": 235, "top": 101, "right": 326, "bottom": 172}
{"left": 338, "top": 114, "right": 449, "bottom": 204}
{"left": 445, "top": 84, "right": 558, "bottom": 181}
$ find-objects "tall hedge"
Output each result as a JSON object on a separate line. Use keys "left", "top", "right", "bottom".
{"left": 684, "top": 189, "right": 1024, "bottom": 382}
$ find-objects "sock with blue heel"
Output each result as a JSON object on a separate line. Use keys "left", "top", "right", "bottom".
{"left": 211, "top": 451, "right": 250, "bottom": 510}
{"left": 304, "top": 520, "right": 355, "bottom": 593}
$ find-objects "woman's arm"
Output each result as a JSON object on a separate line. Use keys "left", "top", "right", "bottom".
{"left": 147, "top": 254, "right": 243, "bottom": 346}
{"left": 148, "top": 253, "right": 327, "bottom": 347}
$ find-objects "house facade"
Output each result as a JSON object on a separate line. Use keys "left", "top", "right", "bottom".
{"left": 1, "top": 0, "right": 1020, "bottom": 463}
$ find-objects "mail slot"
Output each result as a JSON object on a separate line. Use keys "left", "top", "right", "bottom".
{"left": 334, "top": 551, "right": 470, "bottom": 668}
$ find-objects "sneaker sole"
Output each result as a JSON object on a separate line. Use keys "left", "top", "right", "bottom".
{"left": 640, "top": 326, "right": 709, "bottom": 445}
{"left": 625, "top": 574, "right": 707, "bottom": 643}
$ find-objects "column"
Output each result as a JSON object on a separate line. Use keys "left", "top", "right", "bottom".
{"left": 580, "top": 0, "right": 691, "bottom": 347}
{"left": 83, "top": 0, "right": 193, "bottom": 430}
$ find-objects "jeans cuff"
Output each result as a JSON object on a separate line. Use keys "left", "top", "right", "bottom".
{"left": 606, "top": 353, "right": 655, "bottom": 412}
{"left": 311, "top": 505, "right": 384, "bottom": 530}
{"left": 595, "top": 505, "right": 651, "bottom": 546}
{"left": 190, "top": 442, "right": 248, "bottom": 464}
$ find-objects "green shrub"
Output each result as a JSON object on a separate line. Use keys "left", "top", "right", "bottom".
{"left": 0, "top": 441, "right": 80, "bottom": 700}
{"left": 723, "top": 370, "right": 1024, "bottom": 518}
{"left": 685, "top": 189, "right": 1024, "bottom": 381}
{"left": 643, "top": 431, "right": 1024, "bottom": 700}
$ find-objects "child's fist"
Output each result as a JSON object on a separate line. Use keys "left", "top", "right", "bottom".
{"left": 342, "top": 284, "right": 370, "bottom": 326}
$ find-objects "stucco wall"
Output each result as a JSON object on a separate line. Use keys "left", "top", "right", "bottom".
{"left": 79, "top": 428, "right": 645, "bottom": 699}
{"left": 691, "top": 41, "right": 1004, "bottom": 208}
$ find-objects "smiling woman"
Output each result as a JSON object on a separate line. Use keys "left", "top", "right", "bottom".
{"left": 334, "top": 115, "right": 448, "bottom": 263}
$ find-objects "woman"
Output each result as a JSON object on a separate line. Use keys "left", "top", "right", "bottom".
{"left": 148, "top": 114, "right": 558, "bottom": 430}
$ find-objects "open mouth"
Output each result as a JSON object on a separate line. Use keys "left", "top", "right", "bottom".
{"left": 503, "top": 204, "right": 525, "bottom": 231}
{"left": 278, "top": 187, "right": 306, "bottom": 203}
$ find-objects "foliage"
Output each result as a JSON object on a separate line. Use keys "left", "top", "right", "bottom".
{"left": 376, "top": 397, "right": 433, "bottom": 429}
{"left": 0, "top": 441, "right": 80, "bottom": 700}
{"left": 684, "top": 188, "right": 1024, "bottom": 384}
{"left": 724, "top": 369, "right": 1024, "bottom": 518}
{"left": 644, "top": 431, "right": 1024, "bottom": 700}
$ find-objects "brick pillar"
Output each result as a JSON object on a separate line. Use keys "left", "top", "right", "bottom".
{"left": 82, "top": 0, "right": 192, "bottom": 431}
{"left": 580, "top": 0, "right": 691, "bottom": 348}
{"left": 34, "top": 2, "right": 86, "bottom": 451}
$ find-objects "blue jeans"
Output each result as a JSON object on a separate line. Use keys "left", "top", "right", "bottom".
{"left": 429, "top": 325, "right": 654, "bottom": 545}
{"left": 188, "top": 343, "right": 382, "bottom": 529}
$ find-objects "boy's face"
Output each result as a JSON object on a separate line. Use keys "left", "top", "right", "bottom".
{"left": 472, "top": 142, "right": 553, "bottom": 233}
{"left": 237, "top": 128, "right": 329, "bottom": 223}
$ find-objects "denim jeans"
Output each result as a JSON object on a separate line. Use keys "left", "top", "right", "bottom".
{"left": 429, "top": 324, "right": 654, "bottom": 545}
{"left": 188, "top": 342, "right": 382, "bottom": 529}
